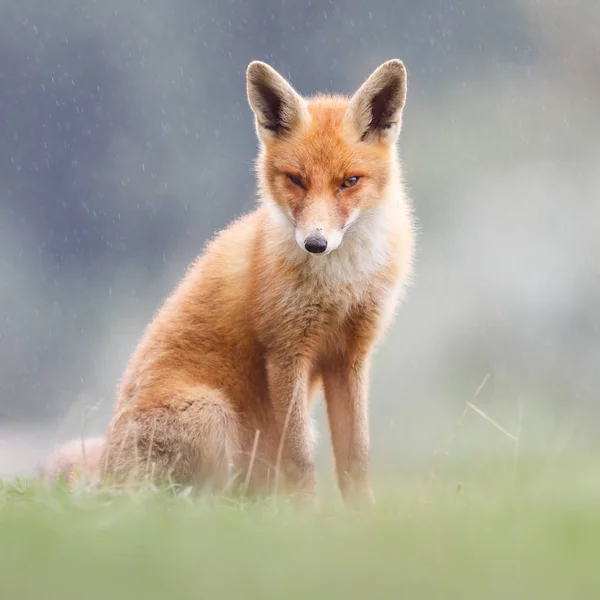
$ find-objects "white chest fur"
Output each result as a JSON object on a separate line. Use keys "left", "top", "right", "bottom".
{"left": 265, "top": 197, "right": 406, "bottom": 318}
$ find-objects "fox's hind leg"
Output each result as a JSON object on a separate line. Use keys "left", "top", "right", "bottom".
{"left": 102, "top": 386, "right": 239, "bottom": 492}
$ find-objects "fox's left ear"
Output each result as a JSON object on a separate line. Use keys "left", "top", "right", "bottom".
{"left": 347, "top": 59, "right": 407, "bottom": 144}
{"left": 246, "top": 61, "right": 308, "bottom": 143}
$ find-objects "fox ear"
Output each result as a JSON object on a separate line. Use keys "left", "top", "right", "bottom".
{"left": 247, "top": 61, "right": 307, "bottom": 142}
{"left": 347, "top": 59, "right": 407, "bottom": 144}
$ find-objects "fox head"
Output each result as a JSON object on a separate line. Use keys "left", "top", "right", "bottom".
{"left": 247, "top": 59, "right": 407, "bottom": 256}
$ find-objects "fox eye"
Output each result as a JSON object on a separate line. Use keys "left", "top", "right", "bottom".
{"left": 341, "top": 176, "right": 360, "bottom": 189}
{"left": 286, "top": 174, "right": 305, "bottom": 189}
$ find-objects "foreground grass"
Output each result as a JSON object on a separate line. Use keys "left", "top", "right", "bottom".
{"left": 1, "top": 456, "right": 600, "bottom": 599}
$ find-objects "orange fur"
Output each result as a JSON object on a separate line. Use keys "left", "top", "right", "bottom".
{"left": 39, "top": 437, "right": 105, "bottom": 488}
{"left": 40, "top": 60, "right": 416, "bottom": 507}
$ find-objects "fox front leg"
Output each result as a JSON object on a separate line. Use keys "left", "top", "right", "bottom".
{"left": 323, "top": 352, "right": 375, "bottom": 508}
{"left": 266, "top": 353, "right": 318, "bottom": 503}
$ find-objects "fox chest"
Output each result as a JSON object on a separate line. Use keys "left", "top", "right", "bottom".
{"left": 258, "top": 269, "right": 401, "bottom": 354}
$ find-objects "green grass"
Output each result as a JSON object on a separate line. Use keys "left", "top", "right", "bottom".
{"left": 2, "top": 455, "right": 600, "bottom": 600}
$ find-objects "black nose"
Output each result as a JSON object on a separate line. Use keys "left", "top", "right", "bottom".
{"left": 304, "top": 235, "right": 328, "bottom": 254}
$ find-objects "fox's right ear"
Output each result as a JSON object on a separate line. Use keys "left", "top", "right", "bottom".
{"left": 246, "top": 61, "right": 307, "bottom": 142}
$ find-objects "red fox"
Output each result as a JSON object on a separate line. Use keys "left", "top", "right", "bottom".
{"left": 41, "top": 59, "right": 415, "bottom": 506}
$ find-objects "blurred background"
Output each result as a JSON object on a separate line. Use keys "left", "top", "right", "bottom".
{"left": 1, "top": 0, "right": 598, "bottom": 481}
